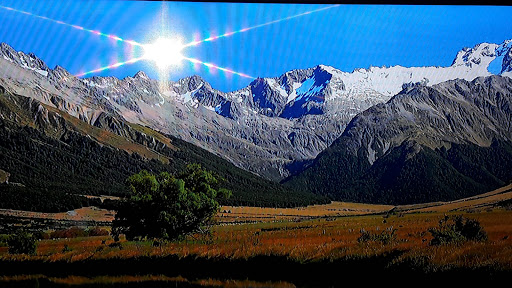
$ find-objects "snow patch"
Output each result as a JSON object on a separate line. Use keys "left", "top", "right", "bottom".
{"left": 182, "top": 91, "right": 193, "bottom": 103}
{"left": 16, "top": 55, "right": 49, "bottom": 77}
{"left": 181, "top": 83, "right": 203, "bottom": 104}
{"left": 214, "top": 104, "right": 222, "bottom": 114}
{"left": 367, "top": 146, "right": 376, "bottom": 165}
{"left": 34, "top": 69, "right": 48, "bottom": 77}
{"left": 286, "top": 82, "right": 303, "bottom": 104}
{"left": 319, "top": 65, "right": 342, "bottom": 77}
{"left": 2, "top": 55, "right": 13, "bottom": 62}
{"left": 82, "top": 79, "right": 106, "bottom": 89}
{"left": 502, "top": 71, "right": 512, "bottom": 78}
{"left": 266, "top": 78, "right": 288, "bottom": 98}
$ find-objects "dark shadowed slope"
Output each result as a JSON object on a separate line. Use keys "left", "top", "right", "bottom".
{"left": 284, "top": 76, "right": 512, "bottom": 204}
{"left": 0, "top": 92, "right": 328, "bottom": 210}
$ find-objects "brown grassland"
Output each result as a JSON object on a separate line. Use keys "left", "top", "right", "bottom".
{"left": 1, "top": 185, "right": 512, "bottom": 286}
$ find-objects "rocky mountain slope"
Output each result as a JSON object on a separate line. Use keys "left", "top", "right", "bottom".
{"left": 283, "top": 76, "right": 512, "bottom": 204}
{"left": 0, "top": 91, "right": 327, "bottom": 207}
{"left": 0, "top": 40, "right": 511, "bottom": 180}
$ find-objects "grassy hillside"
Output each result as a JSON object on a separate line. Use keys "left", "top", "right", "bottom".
{"left": 0, "top": 92, "right": 171, "bottom": 163}
{"left": 0, "top": 93, "right": 328, "bottom": 211}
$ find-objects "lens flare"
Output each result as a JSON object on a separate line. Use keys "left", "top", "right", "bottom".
{"left": 1, "top": 3, "right": 338, "bottom": 80}
{"left": 76, "top": 56, "right": 254, "bottom": 79}
{"left": 183, "top": 57, "right": 255, "bottom": 79}
{"left": 75, "top": 57, "right": 145, "bottom": 77}
{"left": 183, "top": 5, "right": 340, "bottom": 47}
{"left": 0, "top": 5, "right": 143, "bottom": 47}
{"left": 143, "top": 37, "right": 185, "bottom": 69}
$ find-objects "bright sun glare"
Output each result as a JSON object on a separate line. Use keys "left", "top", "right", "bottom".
{"left": 143, "top": 37, "right": 184, "bottom": 70}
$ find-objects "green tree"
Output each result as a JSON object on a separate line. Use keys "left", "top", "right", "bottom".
{"left": 112, "top": 164, "right": 231, "bottom": 241}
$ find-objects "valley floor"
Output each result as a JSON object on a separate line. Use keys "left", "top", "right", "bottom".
{"left": 1, "top": 185, "right": 512, "bottom": 287}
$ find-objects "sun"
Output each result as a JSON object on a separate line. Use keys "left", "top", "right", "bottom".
{"left": 143, "top": 37, "right": 184, "bottom": 70}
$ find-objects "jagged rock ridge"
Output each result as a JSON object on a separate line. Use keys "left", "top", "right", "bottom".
{"left": 0, "top": 40, "right": 511, "bottom": 180}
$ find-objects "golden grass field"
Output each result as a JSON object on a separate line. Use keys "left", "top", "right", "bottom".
{"left": 217, "top": 201, "right": 394, "bottom": 223}
{"left": 2, "top": 209, "right": 510, "bottom": 266}
{"left": 0, "top": 206, "right": 115, "bottom": 222}
{"left": 0, "top": 274, "right": 297, "bottom": 288}
{"left": 1, "top": 184, "right": 512, "bottom": 286}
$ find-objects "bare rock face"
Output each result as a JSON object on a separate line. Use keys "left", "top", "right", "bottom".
{"left": 338, "top": 75, "right": 512, "bottom": 164}
{"left": 0, "top": 40, "right": 511, "bottom": 180}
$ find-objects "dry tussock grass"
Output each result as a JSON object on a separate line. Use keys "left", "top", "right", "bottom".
{"left": 217, "top": 201, "right": 393, "bottom": 223}
{"left": 3, "top": 184, "right": 512, "bottom": 282}
{"left": 2, "top": 209, "right": 511, "bottom": 272}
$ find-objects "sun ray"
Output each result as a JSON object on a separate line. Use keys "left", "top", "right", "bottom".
{"left": 75, "top": 55, "right": 254, "bottom": 80}
{"left": 183, "top": 4, "right": 340, "bottom": 47}
{"left": 183, "top": 57, "right": 255, "bottom": 79}
{"left": 75, "top": 57, "right": 145, "bottom": 77}
{"left": 1, "top": 3, "right": 330, "bottom": 81}
{"left": 0, "top": 5, "right": 144, "bottom": 47}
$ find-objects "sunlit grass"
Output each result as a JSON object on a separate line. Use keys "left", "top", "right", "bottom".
{"left": 2, "top": 209, "right": 511, "bottom": 273}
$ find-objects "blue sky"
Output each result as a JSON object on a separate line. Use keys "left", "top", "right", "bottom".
{"left": 0, "top": 1, "right": 511, "bottom": 92}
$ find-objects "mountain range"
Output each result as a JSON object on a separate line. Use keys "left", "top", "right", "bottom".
{"left": 0, "top": 39, "right": 511, "bottom": 205}
{"left": 284, "top": 75, "right": 512, "bottom": 204}
{"left": 1, "top": 40, "right": 511, "bottom": 181}
{"left": 0, "top": 89, "right": 327, "bottom": 208}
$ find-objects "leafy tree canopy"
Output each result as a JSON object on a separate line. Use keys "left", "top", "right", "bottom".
{"left": 112, "top": 164, "right": 231, "bottom": 241}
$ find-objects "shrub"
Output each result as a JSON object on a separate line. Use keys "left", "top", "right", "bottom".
{"left": 50, "top": 227, "right": 88, "bottom": 239}
{"left": 33, "top": 230, "right": 50, "bottom": 240}
{"left": 358, "top": 227, "right": 397, "bottom": 244}
{"left": 7, "top": 231, "right": 37, "bottom": 254}
{"left": 62, "top": 244, "right": 72, "bottom": 253}
{"left": 0, "top": 234, "right": 9, "bottom": 247}
{"left": 87, "top": 227, "right": 109, "bottom": 236}
{"left": 108, "top": 242, "right": 123, "bottom": 250}
{"left": 429, "top": 215, "right": 487, "bottom": 245}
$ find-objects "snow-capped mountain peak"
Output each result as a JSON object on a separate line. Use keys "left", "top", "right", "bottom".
{"left": 134, "top": 71, "right": 149, "bottom": 80}
{"left": 0, "top": 42, "right": 49, "bottom": 77}
{"left": 1, "top": 40, "right": 512, "bottom": 180}
{"left": 451, "top": 42, "right": 498, "bottom": 67}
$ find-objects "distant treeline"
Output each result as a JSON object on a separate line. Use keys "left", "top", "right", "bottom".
{"left": 0, "top": 118, "right": 327, "bottom": 212}
{"left": 0, "top": 185, "right": 101, "bottom": 213}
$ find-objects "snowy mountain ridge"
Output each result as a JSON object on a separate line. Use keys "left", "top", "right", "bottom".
{"left": 0, "top": 39, "right": 511, "bottom": 180}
